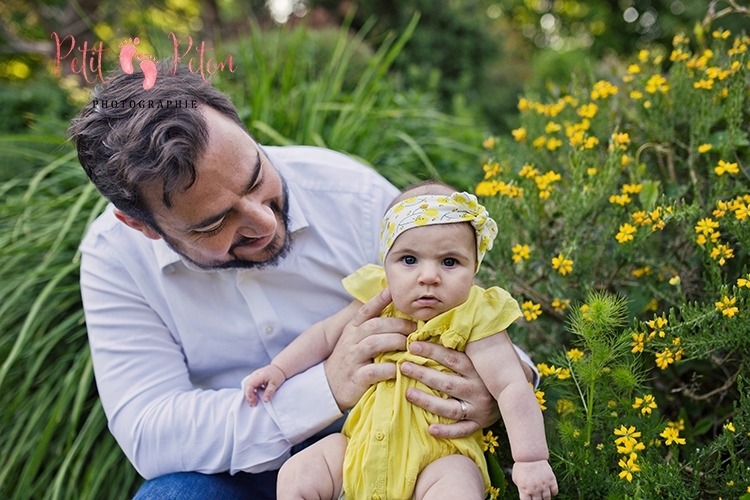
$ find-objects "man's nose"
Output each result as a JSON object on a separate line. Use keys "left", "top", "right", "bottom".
{"left": 236, "top": 197, "right": 276, "bottom": 237}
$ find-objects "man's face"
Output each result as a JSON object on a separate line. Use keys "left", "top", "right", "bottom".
{"left": 144, "top": 106, "right": 290, "bottom": 269}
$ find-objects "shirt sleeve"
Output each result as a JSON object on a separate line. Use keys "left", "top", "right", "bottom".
{"left": 80, "top": 240, "right": 342, "bottom": 480}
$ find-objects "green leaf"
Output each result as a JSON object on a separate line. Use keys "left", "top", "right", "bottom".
{"left": 638, "top": 180, "right": 660, "bottom": 211}
{"left": 486, "top": 452, "right": 507, "bottom": 497}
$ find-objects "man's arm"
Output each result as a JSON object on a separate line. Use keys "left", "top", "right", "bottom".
{"left": 81, "top": 241, "right": 342, "bottom": 479}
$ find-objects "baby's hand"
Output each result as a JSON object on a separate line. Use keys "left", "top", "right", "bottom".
{"left": 512, "top": 459, "right": 558, "bottom": 500}
{"left": 243, "top": 364, "right": 287, "bottom": 406}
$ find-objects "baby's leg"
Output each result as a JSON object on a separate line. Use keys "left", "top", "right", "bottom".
{"left": 413, "top": 454, "right": 485, "bottom": 500}
{"left": 277, "top": 432, "right": 347, "bottom": 500}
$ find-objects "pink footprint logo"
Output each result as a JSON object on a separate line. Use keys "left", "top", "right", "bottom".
{"left": 137, "top": 53, "right": 158, "bottom": 90}
{"left": 118, "top": 38, "right": 140, "bottom": 74}
{"left": 118, "top": 37, "right": 158, "bottom": 90}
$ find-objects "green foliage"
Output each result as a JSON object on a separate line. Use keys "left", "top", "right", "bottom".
{"left": 476, "top": 19, "right": 750, "bottom": 499}
{"left": 217, "top": 15, "right": 485, "bottom": 190}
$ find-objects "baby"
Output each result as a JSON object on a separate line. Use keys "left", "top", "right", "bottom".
{"left": 243, "top": 182, "right": 558, "bottom": 500}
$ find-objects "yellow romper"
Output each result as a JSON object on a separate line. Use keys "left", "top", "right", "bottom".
{"left": 341, "top": 264, "right": 522, "bottom": 500}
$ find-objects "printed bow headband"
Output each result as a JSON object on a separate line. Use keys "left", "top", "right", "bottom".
{"left": 379, "top": 192, "right": 498, "bottom": 270}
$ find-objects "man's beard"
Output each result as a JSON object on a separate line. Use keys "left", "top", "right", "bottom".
{"left": 160, "top": 180, "right": 293, "bottom": 270}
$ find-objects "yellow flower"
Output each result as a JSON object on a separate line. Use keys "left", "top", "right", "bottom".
{"left": 612, "top": 132, "right": 631, "bottom": 150}
{"left": 523, "top": 300, "right": 542, "bottom": 321}
{"left": 482, "top": 430, "right": 499, "bottom": 453}
{"left": 536, "top": 363, "right": 557, "bottom": 377}
{"left": 567, "top": 348, "right": 584, "bottom": 362}
{"left": 632, "top": 394, "right": 658, "bottom": 415}
{"left": 710, "top": 243, "right": 734, "bottom": 266}
{"left": 557, "top": 399, "right": 575, "bottom": 417}
{"left": 556, "top": 368, "right": 571, "bottom": 380}
{"left": 535, "top": 390, "right": 547, "bottom": 411}
{"left": 695, "top": 217, "right": 719, "bottom": 235}
{"left": 631, "top": 332, "right": 645, "bottom": 353}
{"left": 627, "top": 64, "right": 641, "bottom": 74}
{"left": 532, "top": 136, "right": 547, "bottom": 149}
{"left": 545, "top": 121, "right": 562, "bottom": 134}
{"left": 552, "top": 253, "right": 574, "bottom": 276}
{"left": 715, "top": 160, "right": 739, "bottom": 176}
{"left": 712, "top": 29, "right": 731, "bottom": 39}
{"left": 518, "top": 164, "right": 539, "bottom": 179}
{"left": 618, "top": 453, "right": 641, "bottom": 482}
{"left": 587, "top": 168, "right": 597, "bottom": 176}
{"left": 577, "top": 103, "right": 598, "bottom": 118}
{"left": 660, "top": 427, "right": 686, "bottom": 445}
{"left": 645, "top": 74, "right": 669, "bottom": 94}
{"left": 737, "top": 274, "right": 750, "bottom": 288}
{"left": 698, "top": 143, "right": 712, "bottom": 153}
{"left": 552, "top": 298, "right": 570, "bottom": 312}
{"left": 511, "top": 127, "right": 527, "bottom": 142}
{"left": 547, "top": 137, "right": 563, "bottom": 150}
{"left": 483, "top": 136, "right": 496, "bottom": 149}
{"left": 669, "top": 275, "right": 681, "bottom": 285}
{"left": 630, "top": 90, "right": 643, "bottom": 99}
{"left": 715, "top": 296, "right": 738, "bottom": 317}
{"left": 488, "top": 486, "right": 500, "bottom": 500}
{"left": 616, "top": 223, "right": 637, "bottom": 243}
{"left": 591, "top": 80, "right": 618, "bottom": 100}
{"left": 638, "top": 49, "right": 649, "bottom": 62}
{"left": 609, "top": 194, "right": 632, "bottom": 206}
{"left": 512, "top": 244, "right": 531, "bottom": 263}
{"left": 724, "top": 422, "right": 736, "bottom": 432}
{"left": 583, "top": 136, "right": 599, "bottom": 149}
{"left": 616, "top": 437, "right": 645, "bottom": 454}
{"left": 656, "top": 348, "right": 675, "bottom": 369}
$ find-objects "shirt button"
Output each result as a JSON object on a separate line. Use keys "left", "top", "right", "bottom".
{"left": 163, "top": 265, "right": 175, "bottom": 274}
{"left": 265, "top": 326, "right": 274, "bottom": 334}
{"left": 386, "top": 380, "right": 395, "bottom": 388}
{"left": 375, "top": 432, "right": 384, "bottom": 441}
{"left": 372, "top": 494, "right": 380, "bottom": 500}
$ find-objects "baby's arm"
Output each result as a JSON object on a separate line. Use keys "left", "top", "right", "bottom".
{"left": 465, "top": 332, "right": 558, "bottom": 499}
{"left": 243, "top": 299, "right": 362, "bottom": 405}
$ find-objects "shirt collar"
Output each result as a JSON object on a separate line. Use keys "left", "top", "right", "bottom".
{"left": 153, "top": 159, "right": 309, "bottom": 272}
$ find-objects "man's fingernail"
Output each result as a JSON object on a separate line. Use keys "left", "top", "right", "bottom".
{"left": 410, "top": 342, "right": 422, "bottom": 354}
{"left": 401, "top": 363, "right": 411, "bottom": 374}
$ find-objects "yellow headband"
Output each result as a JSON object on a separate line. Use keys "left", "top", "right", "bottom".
{"left": 379, "top": 192, "right": 498, "bottom": 269}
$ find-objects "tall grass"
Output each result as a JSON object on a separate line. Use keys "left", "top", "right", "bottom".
{"left": 0, "top": 18, "right": 486, "bottom": 500}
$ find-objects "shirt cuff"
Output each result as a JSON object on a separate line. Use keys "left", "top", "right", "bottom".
{"left": 260, "top": 362, "right": 343, "bottom": 444}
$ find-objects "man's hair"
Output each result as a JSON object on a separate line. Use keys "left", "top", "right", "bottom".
{"left": 67, "top": 60, "right": 245, "bottom": 227}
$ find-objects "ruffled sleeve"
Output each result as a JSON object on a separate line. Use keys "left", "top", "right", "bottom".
{"left": 341, "top": 264, "right": 388, "bottom": 304}
{"left": 438, "top": 286, "right": 522, "bottom": 349}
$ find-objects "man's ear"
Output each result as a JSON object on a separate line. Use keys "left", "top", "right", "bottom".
{"left": 113, "top": 208, "right": 162, "bottom": 240}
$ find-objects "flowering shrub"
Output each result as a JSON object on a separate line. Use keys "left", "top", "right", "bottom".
{"left": 476, "top": 23, "right": 750, "bottom": 499}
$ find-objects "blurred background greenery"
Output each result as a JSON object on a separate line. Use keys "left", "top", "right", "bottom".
{"left": 1, "top": 1, "right": 748, "bottom": 499}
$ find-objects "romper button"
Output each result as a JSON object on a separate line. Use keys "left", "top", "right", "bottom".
{"left": 386, "top": 380, "right": 395, "bottom": 388}
{"left": 375, "top": 432, "right": 384, "bottom": 441}
{"left": 372, "top": 495, "right": 380, "bottom": 500}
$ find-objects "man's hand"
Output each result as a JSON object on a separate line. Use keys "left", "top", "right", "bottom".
{"left": 324, "top": 288, "right": 414, "bottom": 411}
{"left": 400, "top": 341, "right": 501, "bottom": 438}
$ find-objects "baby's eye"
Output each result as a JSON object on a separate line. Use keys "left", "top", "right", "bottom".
{"left": 443, "top": 258, "right": 457, "bottom": 267}
{"left": 401, "top": 255, "right": 417, "bottom": 265}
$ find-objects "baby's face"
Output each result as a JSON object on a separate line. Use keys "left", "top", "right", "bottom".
{"left": 383, "top": 223, "right": 476, "bottom": 321}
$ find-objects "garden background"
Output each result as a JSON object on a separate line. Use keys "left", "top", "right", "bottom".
{"left": 1, "top": 0, "right": 748, "bottom": 498}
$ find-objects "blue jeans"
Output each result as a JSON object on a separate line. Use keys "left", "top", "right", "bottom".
{"left": 132, "top": 421, "right": 344, "bottom": 499}
{"left": 132, "top": 469, "right": 278, "bottom": 500}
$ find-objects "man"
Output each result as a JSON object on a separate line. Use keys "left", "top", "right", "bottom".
{"left": 69, "top": 62, "right": 537, "bottom": 499}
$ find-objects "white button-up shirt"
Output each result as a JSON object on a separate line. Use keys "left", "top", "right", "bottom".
{"left": 80, "top": 146, "right": 400, "bottom": 479}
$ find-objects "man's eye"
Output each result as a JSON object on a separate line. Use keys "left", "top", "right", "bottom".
{"left": 402, "top": 255, "right": 417, "bottom": 265}
{"left": 196, "top": 221, "right": 225, "bottom": 236}
{"left": 443, "top": 258, "right": 457, "bottom": 267}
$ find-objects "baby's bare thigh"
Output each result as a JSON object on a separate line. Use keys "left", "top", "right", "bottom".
{"left": 277, "top": 433, "right": 347, "bottom": 500}
{"left": 413, "top": 454, "right": 485, "bottom": 500}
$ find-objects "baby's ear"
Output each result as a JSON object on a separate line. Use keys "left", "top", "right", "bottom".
{"left": 113, "top": 208, "right": 161, "bottom": 240}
